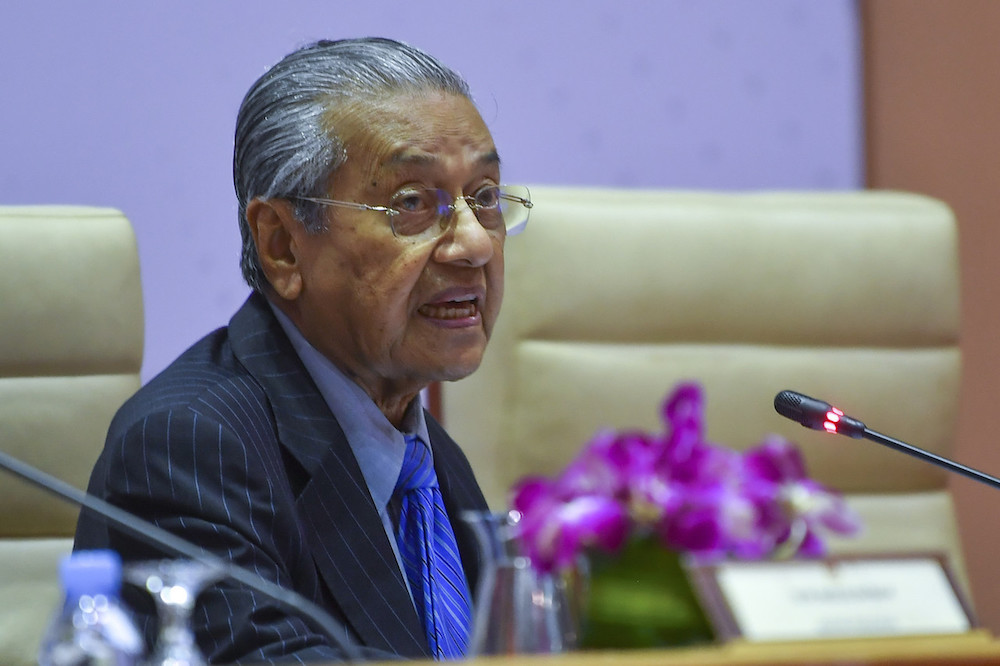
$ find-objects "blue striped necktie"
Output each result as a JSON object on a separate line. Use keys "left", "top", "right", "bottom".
{"left": 395, "top": 434, "right": 472, "bottom": 659}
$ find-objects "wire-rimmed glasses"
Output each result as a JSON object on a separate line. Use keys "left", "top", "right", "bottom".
{"left": 293, "top": 184, "right": 532, "bottom": 240}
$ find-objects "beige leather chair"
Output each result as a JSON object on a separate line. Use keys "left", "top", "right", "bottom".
{"left": 0, "top": 206, "right": 143, "bottom": 666}
{"left": 441, "top": 187, "right": 969, "bottom": 600}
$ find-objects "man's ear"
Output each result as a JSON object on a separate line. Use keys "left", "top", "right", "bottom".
{"left": 245, "top": 198, "right": 304, "bottom": 300}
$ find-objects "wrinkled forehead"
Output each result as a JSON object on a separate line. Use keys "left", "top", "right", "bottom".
{"left": 322, "top": 90, "right": 499, "bottom": 179}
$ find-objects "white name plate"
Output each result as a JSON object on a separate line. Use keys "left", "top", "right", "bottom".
{"left": 692, "top": 555, "right": 973, "bottom": 642}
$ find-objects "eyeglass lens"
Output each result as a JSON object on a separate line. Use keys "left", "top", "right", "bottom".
{"left": 388, "top": 186, "right": 529, "bottom": 238}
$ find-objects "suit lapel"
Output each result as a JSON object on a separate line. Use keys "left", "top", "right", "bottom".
{"left": 228, "top": 294, "right": 428, "bottom": 657}
{"left": 296, "top": 433, "right": 429, "bottom": 657}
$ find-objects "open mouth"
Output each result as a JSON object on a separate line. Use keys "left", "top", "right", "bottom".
{"left": 418, "top": 296, "right": 479, "bottom": 320}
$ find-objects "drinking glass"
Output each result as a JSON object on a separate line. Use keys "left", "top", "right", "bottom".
{"left": 124, "top": 559, "right": 224, "bottom": 666}
{"left": 462, "top": 510, "right": 581, "bottom": 655}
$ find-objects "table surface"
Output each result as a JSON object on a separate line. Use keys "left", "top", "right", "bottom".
{"left": 359, "top": 631, "right": 1000, "bottom": 666}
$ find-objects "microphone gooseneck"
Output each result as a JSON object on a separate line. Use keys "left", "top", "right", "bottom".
{"left": 774, "top": 390, "right": 1000, "bottom": 491}
{"left": 0, "top": 449, "right": 363, "bottom": 662}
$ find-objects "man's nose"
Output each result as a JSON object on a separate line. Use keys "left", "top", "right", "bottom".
{"left": 437, "top": 198, "right": 495, "bottom": 266}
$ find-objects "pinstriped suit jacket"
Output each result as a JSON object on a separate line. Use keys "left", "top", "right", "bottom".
{"left": 74, "top": 292, "right": 489, "bottom": 663}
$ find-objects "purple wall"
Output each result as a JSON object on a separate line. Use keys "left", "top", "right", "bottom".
{"left": 0, "top": 1, "right": 861, "bottom": 380}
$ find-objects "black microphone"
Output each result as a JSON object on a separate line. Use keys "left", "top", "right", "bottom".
{"left": 0, "top": 448, "right": 364, "bottom": 662}
{"left": 773, "top": 390, "right": 866, "bottom": 438}
{"left": 774, "top": 390, "right": 1000, "bottom": 491}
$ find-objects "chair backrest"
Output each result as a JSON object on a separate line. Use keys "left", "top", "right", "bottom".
{"left": 0, "top": 206, "right": 143, "bottom": 666}
{"left": 441, "top": 187, "right": 969, "bottom": 597}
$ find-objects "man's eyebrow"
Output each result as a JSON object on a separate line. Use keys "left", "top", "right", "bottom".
{"left": 481, "top": 149, "right": 501, "bottom": 167}
{"left": 387, "top": 149, "right": 502, "bottom": 168}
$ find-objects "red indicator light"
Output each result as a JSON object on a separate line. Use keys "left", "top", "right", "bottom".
{"left": 824, "top": 421, "right": 838, "bottom": 433}
{"left": 826, "top": 411, "right": 841, "bottom": 423}
{"left": 832, "top": 407, "right": 844, "bottom": 416}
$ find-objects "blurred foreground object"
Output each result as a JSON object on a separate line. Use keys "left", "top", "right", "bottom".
{"left": 0, "top": 206, "right": 143, "bottom": 666}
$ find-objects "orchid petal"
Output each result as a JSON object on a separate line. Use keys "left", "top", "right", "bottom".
{"left": 509, "top": 477, "right": 555, "bottom": 514}
{"left": 744, "top": 436, "right": 807, "bottom": 483}
{"left": 523, "top": 494, "right": 629, "bottom": 572}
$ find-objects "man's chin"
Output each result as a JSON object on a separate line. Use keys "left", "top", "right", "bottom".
{"left": 430, "top": 353, "right": 485, "bottom": 383}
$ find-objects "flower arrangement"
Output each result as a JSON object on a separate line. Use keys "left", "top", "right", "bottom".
{"left": 510, "top": 381, "right": 862, "bottom": 574}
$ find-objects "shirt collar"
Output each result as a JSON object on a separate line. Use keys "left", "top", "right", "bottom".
{"left": 266, "top": 301, "right": 431, "bottom": 512}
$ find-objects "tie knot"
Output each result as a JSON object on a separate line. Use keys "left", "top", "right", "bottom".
{"left": 396, "top": 435, "right": 438, "bottom": 492}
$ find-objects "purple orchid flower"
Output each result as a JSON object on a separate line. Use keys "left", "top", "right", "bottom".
{"left": 509, "top": 382, "right": 861, "bottom": 572}
{"left": 511, "top": 476, "right": 629, "bottom": 572}
{"left": 742, "top": 435, "right": 862, "bottom": 556}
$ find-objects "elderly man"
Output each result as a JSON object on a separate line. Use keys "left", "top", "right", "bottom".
{"left": 74, "top": 37, "right": 531, "bottom": 663}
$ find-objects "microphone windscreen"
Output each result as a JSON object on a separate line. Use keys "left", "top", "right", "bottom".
{"left": 774, "top": 390, "right": 826, "bottom": 428}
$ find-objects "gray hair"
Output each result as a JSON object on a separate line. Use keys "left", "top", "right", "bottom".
{"left": 233, "top": 37, "right": 472, "bottom": 291}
